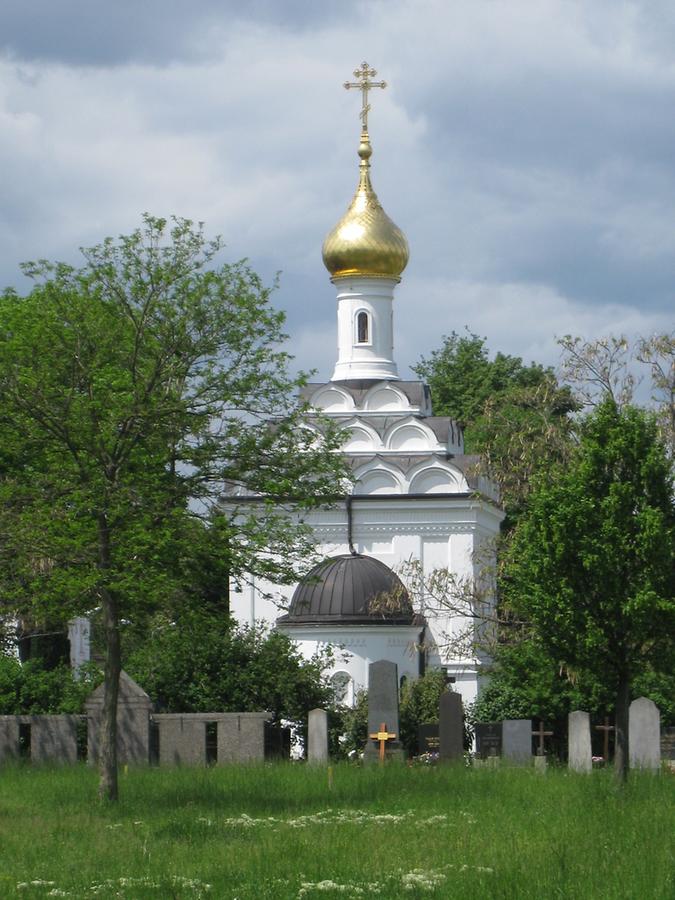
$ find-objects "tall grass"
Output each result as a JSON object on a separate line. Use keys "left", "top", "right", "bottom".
{"left": 0, "top": 763, "right": 672, "bottom": 898}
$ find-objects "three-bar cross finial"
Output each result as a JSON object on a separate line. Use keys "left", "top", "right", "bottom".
{"left": 344, "top": 61, "right": 386, "bottom": 132}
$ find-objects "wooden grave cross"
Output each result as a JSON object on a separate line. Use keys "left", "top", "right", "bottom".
{"left": 532, "top": 720, "right": 553, "bottom": 756}
{"left": 369, "top": 722, "right": 397, "bottom": 763}
{"left": 594, "top": 717, "right": 615, "bottom": 762}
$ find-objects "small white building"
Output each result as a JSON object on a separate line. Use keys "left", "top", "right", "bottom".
{"left": 230, "top": 87, "right": 504, "bottom": 709}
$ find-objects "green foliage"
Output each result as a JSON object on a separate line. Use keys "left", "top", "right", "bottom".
{"left": 472, "top": 639, "right": 612, "bottom": 725}
{"left": 0, "top": 216, "right": 347, "bottom": 796}
{"left": 505, "top": 399, "right": 674, "bottom": 686}
{"left": 124, "top": 611, "right": 331, "bottom": 726}
{"left": 0, "top": 655, "right": 102, "bottom": 714}
{"left": 399, "top": 669, "right": 448, "bottom": 755}
{"left": 414, "top": 330, "right": 576, "bottom": 519}
{"left": 0, "top": 216, "right": 347, "bottom": 626}
{"left": 330, "top": 689, "right": 368, "bottom": 759}
{"left": 414, "top": 331, "right": 550, "bottom": 437}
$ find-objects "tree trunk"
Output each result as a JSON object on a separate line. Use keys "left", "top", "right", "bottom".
{"left": 97, "top": 513, "right": 121, "bottom": 802}
{"left": 614, "top": 670, "right": 630, "bottom": 784}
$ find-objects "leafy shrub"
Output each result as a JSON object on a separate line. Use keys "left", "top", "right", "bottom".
{"left": 0, "top": 654, "right": 102, "bottom": 714}
{"left": 125, "top": 611, "right": 332, "bottom": 728}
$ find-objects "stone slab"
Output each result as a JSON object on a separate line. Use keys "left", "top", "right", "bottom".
{"left": 475, "top": 723, "right": 502, "bottom": 759}
{"left": 156, "top": 716, "right": 207, "bottom": 766}
{"left": 217, "top": 713, "right": 268, "bottom": 763}
{"left": 364, "top": 660, "right": 404, "bottom": 762}
{"left": 629, "top": 697, "right": 660, "bottom": 771}
{"left": 439, "top": 692, "right": 463, "bottom": 762}
{"left": 30, "top": 715, "right": 78, "bottom": 764}
{"left": 0, "top": 717, "right": 20, "bottom": 763}
{"left": 308, "top": 709, "right": 328, "bottom": 764}
{"left": 568, "top": 711, "right": 592, "bottom": 773}
{"left": 502, "top": 719, "right": 532, "bottom": 764}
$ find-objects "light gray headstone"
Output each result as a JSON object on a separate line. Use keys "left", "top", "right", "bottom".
{"left": 502, "top": 719, "right": 532, "bottom": 764}
{"left": 439, "top": 692, "right": 463, "bottom": 762}
{"left": 30, "top": 715, "right": 78, "bottom": 764}
{"left": 308, "top": 708, "right": 329, "bottom": 764}
{"left": 364, "top": 659, "right": 404, "bottom": 762}
{"left": 85, "top": 671, "right": 152, "bottom": 765}
{"left": 568, "top": 711, "right": 592, "bottom": 773}
{"left": 0, "top": 717, "right": 20, "bottom": 763}
{"left": 629, "top": 697, "right": 660, "bottom": 771}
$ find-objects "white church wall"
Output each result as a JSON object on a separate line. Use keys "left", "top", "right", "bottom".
{"left": 228, "top": 494, "right": 503, "bottom": 710}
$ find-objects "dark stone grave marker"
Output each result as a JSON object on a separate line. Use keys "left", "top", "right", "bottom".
{"left": 439, "top": 691, "right": 463, "bottom": 762}
{"left": 475, "top": 722, "right": 502, "bottom": 758}
{"left": 418, "top": 723, "right": 440, "bottom": 754}
{"left": 364, "top": 660, "right": 404, "bottom": 762}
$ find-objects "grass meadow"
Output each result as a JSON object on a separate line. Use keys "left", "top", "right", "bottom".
{"left": 0, "top": 762, "right": 672, "bottom": 899}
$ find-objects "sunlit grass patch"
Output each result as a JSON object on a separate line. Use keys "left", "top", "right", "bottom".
{"left": 0, "top": 763, "right": 672, "bottom": 898}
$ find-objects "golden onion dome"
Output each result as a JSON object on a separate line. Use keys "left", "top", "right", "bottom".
{"left": 322, "top": 131, "right": 409, "bottom": 281}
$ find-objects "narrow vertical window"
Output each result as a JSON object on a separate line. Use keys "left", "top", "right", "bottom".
{"left": 357, "top": 311, "right": 369, "bottom": 344}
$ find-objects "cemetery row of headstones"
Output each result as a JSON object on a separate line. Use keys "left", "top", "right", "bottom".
{"left": 307, "top": 660, "right": 671, "bottom": 772}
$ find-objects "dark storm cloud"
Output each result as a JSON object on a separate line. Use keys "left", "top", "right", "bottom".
{"left": 1, "top": 0, "right": 672, "bottom": 381}
{"left": 0, "top": 0, "right": 360, "bottom": 66}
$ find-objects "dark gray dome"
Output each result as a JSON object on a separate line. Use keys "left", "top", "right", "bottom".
{"left": 277, "top": 554, "right": 414, "bottom": 626}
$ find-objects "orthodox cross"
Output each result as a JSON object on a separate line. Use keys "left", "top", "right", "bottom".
{"left": 344, "top": 61, "right": 386, "bottom": 132}
{"left": 594, "top": 717, "right": 615, "bottom": 762}
{"left": 369, "top": 722, "right": 397, "bottom": 763}
{"left": 532, "top": 720, "right": 553, "bottom": 756}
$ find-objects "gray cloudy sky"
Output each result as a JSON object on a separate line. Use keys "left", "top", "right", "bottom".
{"left": 1, "top": 0, "right": 674, "bottom": 381}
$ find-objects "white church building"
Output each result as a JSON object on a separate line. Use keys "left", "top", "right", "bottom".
{"left": 230, "top": 64, "right": 504, "bottom": 710}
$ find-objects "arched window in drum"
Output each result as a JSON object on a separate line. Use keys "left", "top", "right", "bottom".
{"left": 356, "top": 310, "right": 369, "bottom": 344}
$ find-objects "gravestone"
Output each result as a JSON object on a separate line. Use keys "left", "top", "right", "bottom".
{"left": 629, "top": 697, "right": 660, "bottom": 771}
{"left": 660, "top": 727, "right": 675, "bottom": 768}
{"left": 475, "top": 723, "right": 502, "bottom": 759}
{"left": 364, "top": 660, "right": 403, "bottom": 762}
{"left": 502, "top": 719, "right": 532, "bottom": 764}
{"left": 568, "top": 711, "right": 592, "bottom": 773}
{"left": 0, "top": 717, "right": 20, "bottom": 763}
{"left": 30, "top": 715, "right": 78, "bottom": 765}
{"left": 439, "top": 692, "right": 463, "bottom": 762}
{"left": 85, "top": 671, "right": 152, "bottom": 765}
{"left": 308, "top": 709, "right": 329, "bottom": 764}
{"left": 418, "top": 723, "right": 440, "bottom": 754}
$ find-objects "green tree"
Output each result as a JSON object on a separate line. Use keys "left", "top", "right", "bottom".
{"left": 414, "top": 331, "right": 576, "bottom": 519}
{"left": 504, "top": 399, "right": 675, "bottom": 780}
{"left": 399, "top": 669, "right": 448, "bottom": 756}
{"left": 125, "top": 611, "right": 331, "bottom": 726}
{"left": 0, "top": 654, "right": 101, "bottom": 715}
{"left": 0, "top": 216, "right": 346, "bottom": 800}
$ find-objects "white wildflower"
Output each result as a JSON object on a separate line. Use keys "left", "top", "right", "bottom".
{"left": 401, "top": 869, "right": 447, "bottom": 891}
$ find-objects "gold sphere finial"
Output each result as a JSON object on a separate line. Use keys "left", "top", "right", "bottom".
{"left": 322, "top": 64, "right": 409, "bottom": 281}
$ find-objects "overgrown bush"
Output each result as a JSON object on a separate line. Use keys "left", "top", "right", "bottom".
{"left": 124, "top": 611, "right": 332, "bottom": 729}
{"left": 0, "top": 654, "right": 101, "bottom": 714}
